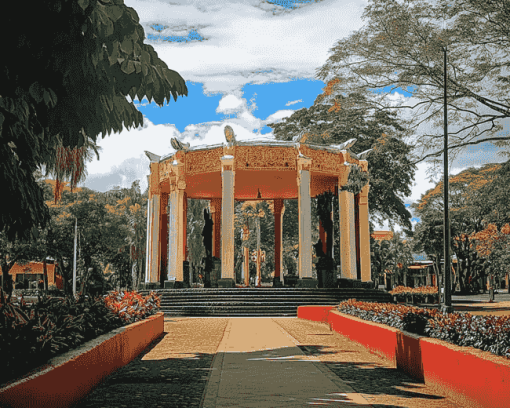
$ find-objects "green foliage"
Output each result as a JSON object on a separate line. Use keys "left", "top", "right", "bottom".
{"left": 268, "top": 94, "right": 416, "bottom": 228}
{"left": 0, "top": 289, "right": 160, "bottom": 385}
{"left": 338, "top": 299, "right": 510, "bottom": 358}
{"left": 342, "top": 165, "right": 369, "bottom": 195}
{"left": 1, "top": 0, "right": 187, "bottom": 240}
{"left": 316, "top": 0, "right": 510, "bottom": 165}
{"left": 371, "top": 231, "right": 414, "bottom": 285}
{"left": 411, "top": 163, "right": 510, "bottom": 293}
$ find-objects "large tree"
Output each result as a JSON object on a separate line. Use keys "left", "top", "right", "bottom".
{"left": 316, "top": 0, "right": 510, "bottom": 165}
{"left": 268, "top": 92, "right": 416, "bottom": 229}
{"left": 412, "top": 163, "right": 506, "bottom": 293}
{"left": 1, "top": 0, "right": 187, "bottom": 241}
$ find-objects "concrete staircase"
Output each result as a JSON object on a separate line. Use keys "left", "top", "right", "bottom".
{"left": 139, "top": 288, "right": 393, "bottom": 317}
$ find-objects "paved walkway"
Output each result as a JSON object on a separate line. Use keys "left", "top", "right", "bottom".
{"left": 75, "top": 317, "right": 462, "bottom": 408}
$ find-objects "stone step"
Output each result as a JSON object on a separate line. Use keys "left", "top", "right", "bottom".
{"left": 139, "top": 288, "right": 392, "bottom": 316}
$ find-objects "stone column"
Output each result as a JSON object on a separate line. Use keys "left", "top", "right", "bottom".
{"left": 273, "top": 199, "right": 285, "bottom": 287}
{"left": 167, "top": 160, "right": 187, "bottom": 288}
{"left": 297, "top": 155, "right": 315, "bottom": 286}
{"left": 183, "top": 192, "right": 188, "bottom": 260}
{"left": 159, "top": 193, "right": 169, "bottom": 286}
{"left": 145, "top": 164, "right": 161, "bottom": 287}
{"left": 357, "top": 184, "right": 371, "bottom": 282}
{"left": 219, "top": 155, "right": 236, "bottom": 287}
{"left": 243, "top": 246, "right": 250, "bottom": 286}
{"left": 338, "top": 166, "right": 357, "bottom": 280}
{"left": 210, "top": 198, "right": 222, "bottom": 259}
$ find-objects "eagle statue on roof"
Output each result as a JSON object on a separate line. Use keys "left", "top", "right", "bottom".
{"left": 170, "top": 137, "right": 190, "bottom": 152}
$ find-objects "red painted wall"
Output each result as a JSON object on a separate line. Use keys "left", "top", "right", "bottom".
{"left": 297, "top": 305, "right": 333, "bottom": 323}
{"left": 0, "top": 313, "right": 164, "bottom": 408}
{"left": 299, "top": 306, "right": 510, "bottom": 408}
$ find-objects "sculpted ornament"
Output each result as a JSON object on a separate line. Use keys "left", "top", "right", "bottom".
{"left": 170, "top": 137, "right": 190, "bottom": 152}
{"left": 223, "top": 125, "right": 237, "bottom": 156}
{"left": 177, "top": 179, "right": 187, "bottom": 190}
{"left": 235, "top": 146, "right": 296, "bottom": 171}
{"left": 186, "top": 148, "right": 222, "bottom": 175}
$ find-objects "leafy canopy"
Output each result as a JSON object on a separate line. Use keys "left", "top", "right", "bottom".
{"left": 316, "top": 0, "right": 510, "bottom": 165}
{"left": 268, "top": 92, "right": 416, "bottom": 229}
{"left": 0, "top": 0, "right": 187, "bottom": 241}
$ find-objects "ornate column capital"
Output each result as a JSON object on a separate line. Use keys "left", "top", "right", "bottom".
{"left": 338, "top": 163, "right": 351, "bottom": 187}
{"left": 297, "top": 155, "right": 312, "bottom": 172}
{"left": 149, "top": 162, "right": 161, "bottom": 198}
{"left": 221, "top": 155, "right": 235, "bottom": 171}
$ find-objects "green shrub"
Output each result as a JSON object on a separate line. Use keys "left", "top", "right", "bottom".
{"left": 0, "top": 289, "right": 161, "bottom": 386}
{"left": 337, "top": 300, "right": 510, "bottom": 359}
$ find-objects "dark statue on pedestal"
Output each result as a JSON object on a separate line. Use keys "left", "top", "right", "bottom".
{"left": 202, "top": 209, "right": 214, "bottom": 287}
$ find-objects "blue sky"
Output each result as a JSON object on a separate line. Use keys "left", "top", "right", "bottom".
{"left": 134, "top": 79, "right": 326, "bottom": 134}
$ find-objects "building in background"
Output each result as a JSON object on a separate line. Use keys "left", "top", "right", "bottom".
{"left": 1, "top": 261, "right": 63, "bottom": 290}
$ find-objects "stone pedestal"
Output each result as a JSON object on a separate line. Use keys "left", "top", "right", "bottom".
{"left": 284, "top": 275, "right": 298, "bottom": 287}
{"left": 211, "top": 257, "right": 221, "bottom": 288}
{"left": 297, "top": 277, "right": 318, "bottom": 288}
{"left": 218, "top": 278, "right": 235, "bottom": 288}
{"left": 183, "top": 261, "right": 190, "bottom": 287}
{"left": 164, "top": 279, "right": 176, "bottom": 289}
{"left": 147, "top": 282, "right": 161, "bottom": 290}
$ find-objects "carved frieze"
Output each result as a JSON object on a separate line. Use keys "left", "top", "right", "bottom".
{"left": 299, "top": 145, "right": 343, "bottom": 175}
{"left": 185, "top": 148, "right": 222, "bottom": 175}
{"left": 235, "top": 146, "right": 297, "bottom": 171}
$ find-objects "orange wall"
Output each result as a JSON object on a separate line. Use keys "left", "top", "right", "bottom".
{"left": 0, "top": 313, "right": 164, "bottom": 408}
{"left": 2, "top": 262, "right": 63, "bottom": 289}
{"left": 299, "top": 306, "right": 510, "bottom": 408}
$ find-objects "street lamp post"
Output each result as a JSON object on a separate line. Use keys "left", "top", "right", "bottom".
{"left": 442, "top": 46, "right": 453, "bottom": 313}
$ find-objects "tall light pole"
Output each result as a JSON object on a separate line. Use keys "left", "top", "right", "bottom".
{"left": 442, "top": 46, "right": 453, "bottom": 313}
{"left": 73, "top": 217, "right": 77, "bottom": 296}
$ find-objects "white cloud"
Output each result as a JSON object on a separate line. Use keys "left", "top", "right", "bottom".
{"left": 286, "top": 99, "right": 302, "bottom": 106}
{"left": 406, "top": 162, "right": 438, "bottom": 203}
{"left": 216, "top": 94, "right": 245, "bottom": 114}
{"left": 126, "top": 0, "right": 367, "bottom": 93}
{"left": 86, "top": 117, "right": 178, "bottom": 176}
{"left": 265, "top": 109, "right": 295, "bottom": 123}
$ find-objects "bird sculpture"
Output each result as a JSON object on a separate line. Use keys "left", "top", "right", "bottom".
{"left": 292, "top": 131, "right": 309, "bottom": 143}
{"left": 357, "top": 149, "right": 373, "bottom": 160}
{"left": 336, "top": 138, "right": 357, "bottom": 151}
{"left": 170, "top": 137, "right": 190, "bottom": 151}
{"left": 224, "top": 125, "right": 237, "bottom": 147}
{"left": 144, "top": 151, "right": 161, "bottom": 163}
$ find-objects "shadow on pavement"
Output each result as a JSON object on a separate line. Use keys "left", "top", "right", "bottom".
{"left": 72, "top": 331, "right": 216, "bottom": 408}
{"left": 298, "top": 344, "right": 450, "bottom": 406}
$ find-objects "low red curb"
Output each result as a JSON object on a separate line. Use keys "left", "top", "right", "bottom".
{"left": 0, "top": 312, "right": 164, "bottom": 408}
{"left": 297, "top": 305, "right": 334, "bottom": 323}
{"left": 299, "top": 306, "right": 510, "bottom": 408}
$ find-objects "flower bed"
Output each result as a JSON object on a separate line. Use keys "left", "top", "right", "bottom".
{"left": 0, "top": 312, "right": 164, "bottom": 408}
{"left": 0, "top": 289, "right": 161, "bottom": 386}
{"left": 337, "top": 299, "right": 510, "bottom": 358}
{"left": 298, "top": 305, "right": 510, "bottom": 408}
{"left": 389, "top": 285, "right": 439, "bottom": 303}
